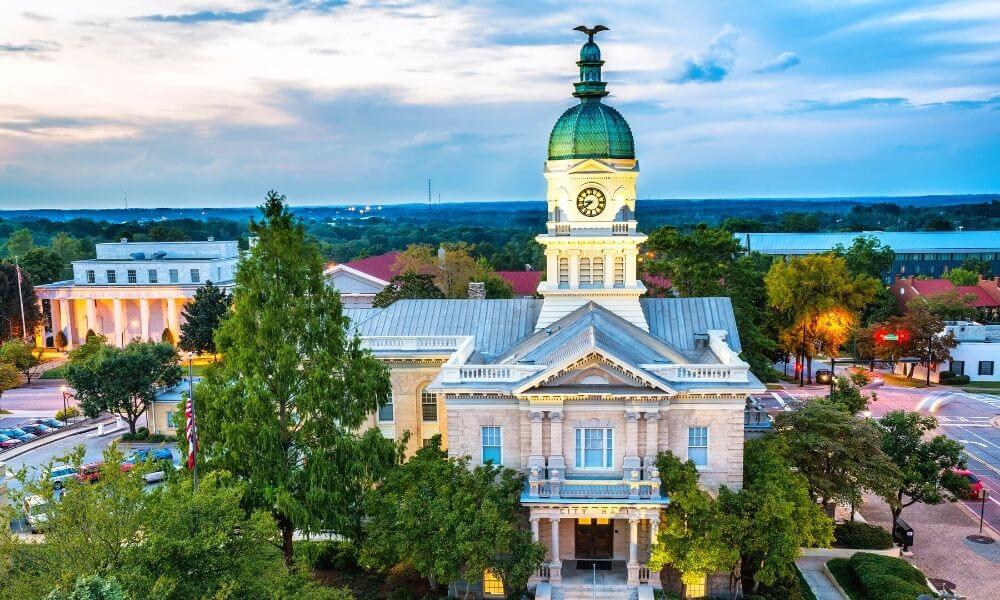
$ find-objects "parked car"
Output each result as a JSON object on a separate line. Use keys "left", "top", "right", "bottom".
{"left": 0, "top": 434, "right": 19, "bottom": 449}
{"left": 41, "top": 419, "right": 65, "bottom": 429}
{"left": 815, "top": 369, "right": 833, "bottom": 384}
{"left": 49, "top": 465, "right": 78, "bottom": 489}
{"left": 121, "top": 448, "right": 174, "bottom": 473}
{"left": 22, "top": 424, "right": 53, "bottom": 435}
{"left": 75, "top": 462, "right": 103, "bottom": 484}
{"left": 16, "top": 432, "right": 37, "bottom": 442}
{"left": 952, "top": 469, "right": 985, "bottom": 499}
{"left": 23, "top": 495, "right": 51, "bottom": 533}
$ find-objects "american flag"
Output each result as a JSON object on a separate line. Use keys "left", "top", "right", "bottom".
{"left": 185, "top": 396, "right": 198, "bottom": 470}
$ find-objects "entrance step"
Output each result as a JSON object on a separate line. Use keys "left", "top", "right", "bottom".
{"left": 552, "top": 586, "right": 637, "bottom": 600}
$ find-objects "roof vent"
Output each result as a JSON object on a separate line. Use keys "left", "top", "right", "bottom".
{"left": 151, "top": 251, "right": 167, "bottom": 260}
{"left": 120, "top": 237, "right": 128, "bottom": 243}
{"left": 207, "top": 236, "right": 214, "bottom": 242}
{"left": 129, "top": 252, "right": 146, "bottom": 260}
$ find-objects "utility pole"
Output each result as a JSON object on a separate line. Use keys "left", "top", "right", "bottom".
{"left": 427, "top": 179, "right": 432, "bottom": 213}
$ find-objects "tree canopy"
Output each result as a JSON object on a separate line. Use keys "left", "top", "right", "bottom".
{"left": 0, "top": 338, "right": 41, "bottom": 383}
{"left": 372, "top": 272, "right": 444, "bottom": 308}
{"left": 0, "top": 262, "right": 43, "bottom": 342}
{"left": 198, "top": 191, "right": 399, "bottom": 565}
{"left": 944, "top": 267, "right": 980, "bottom": 286}
{"left": 178, "top": 281, "right": 231, "bottom": 355}
{"left": 64, "top": 340, "right": 181, "bottom": 434}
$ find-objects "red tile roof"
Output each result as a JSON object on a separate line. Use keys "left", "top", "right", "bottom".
{"left": 340, "top": 251, "right": 400, "bottom": 283}
{"left": 496, "top": 270, "right": 542, "bottom": 296}
{"left": 909, "top": 278, "right": 1000, "bottom": 307}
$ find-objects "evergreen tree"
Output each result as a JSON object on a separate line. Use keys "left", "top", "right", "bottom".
{"left": 198, "top": 191, "right": 398, "bottom": 565}
{"left": 0, "top": 262, "right": 43, "bottom": 342}
{"left": 178, "top": 281, "right": 231, "bottom": 355}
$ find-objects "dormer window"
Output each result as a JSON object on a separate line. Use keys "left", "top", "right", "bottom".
{"left": 106, "top": 270, "right": 117, "bottom": 284}
{"left": 86, "top": 270, "right": 95, "bottom": 284}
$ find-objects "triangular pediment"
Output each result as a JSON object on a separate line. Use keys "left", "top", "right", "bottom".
{"left": 567, "top": 158, "right": 618, "bottom": 174}
{"left": 512, "top": 348, "right": 673, "bottom": 394}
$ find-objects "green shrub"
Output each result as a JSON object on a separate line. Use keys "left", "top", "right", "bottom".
{"left": 54, "top": 331, "right": 68, "bottom": 350}
{"left": 121, "top": 427, "right": 150, "bottom": 442}
{"left": 849, "top": 552, "right": 930, "bottom": 600}
{"left": 295, "top": 540, "right": 358, "bottom": 571}
{"left": 826, "top": 558, "right": 865, "bottom": 600}
{"left": 833, "top": 522, "right": 894, "bottom": 550}
{"left": 145, "top": 433, "right": 178, "bottom": 443}
{"left": 940, "top": 374, "right": 970, "bottom": 385}
{"left": 749, "top": 570, "right": 815, "bottom": 600}
{"left": 938, "top": 371, "right": 955, "bottom": 380}
{"left": 55, "top": 406, "right": 81, "bottom": 421}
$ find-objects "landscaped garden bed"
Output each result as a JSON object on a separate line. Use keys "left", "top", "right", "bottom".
{"left": 832, "top": 522, "right": 894, "bottom": 550}
{"left": 826, "top": 553, "right": 933, "bottom": 600}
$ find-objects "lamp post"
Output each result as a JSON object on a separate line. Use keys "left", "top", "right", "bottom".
{"left": 59, "top": 385, "right": 75, "bottom": 425}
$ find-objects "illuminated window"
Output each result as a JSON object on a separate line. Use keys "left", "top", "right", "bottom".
{"left": 575, "top": 428, "right": 613, "bottom": 469}
{"left": 378, "top": 393, "right": 393, "bottom": 422}
{"left": 482, "top": 569, "right": 504, "bottom": 596}
{"left": 683, "top": 573, "right": 707, "bottom": 598}
{"left": 421, "top": 387, "right": 437, "bottom": 422}
{"left": 688, "top": 426, "right": 708, "bottom": 467}
{"left": 481, "top": 426, "right": 501, "bottom": 465}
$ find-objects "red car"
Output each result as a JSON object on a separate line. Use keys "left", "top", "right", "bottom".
{"left": 75, "top": 462, "right": 103, "bottom": 484}
{"left": 952, "top": 469, "right": 985, "bottom": 499}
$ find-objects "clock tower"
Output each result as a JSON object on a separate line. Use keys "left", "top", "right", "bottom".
{"left": 535, "top": 26, "right": 648, "bottom": 331}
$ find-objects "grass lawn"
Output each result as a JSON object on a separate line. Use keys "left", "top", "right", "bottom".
{"left": 826, "top": 558, "right": 866, "bottom": 600}
{"left": 39, "top": 365, "right": 67, "bottom": 379}
{"left": 961, "top": 381, "right": 1000, "bottom": 394}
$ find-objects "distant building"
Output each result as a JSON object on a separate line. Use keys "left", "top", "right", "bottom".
{"left": 34, "top": 239, "right": 237, "bottom": 348}
{"left": 892, "top": 276, "right": 1000, "bottom": 322}
{"left": 908, "top": 322, "right": 1000, "bottom": 383}
{"left": 735, "top": 231, "right": 1000, "bottom": 283}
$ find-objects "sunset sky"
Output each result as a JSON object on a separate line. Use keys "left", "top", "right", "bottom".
{"left": 1, "top": 1, "right": 998, "bottom": 208}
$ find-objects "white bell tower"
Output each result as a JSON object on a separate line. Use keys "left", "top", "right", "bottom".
{"left": 535, "top": 26, "right": 648, "bottom": 331}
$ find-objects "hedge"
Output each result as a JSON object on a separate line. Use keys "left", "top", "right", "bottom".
{"left": 940, "top": 374, "right": 970, "bottom": 385}
{"left": 849, "top": 552, "right": 931, "bottom": 600}
{"left": 833, "top": 522, "right": 894, "bottom": 550}
{"left": 826, "top": 558, "right": 866, "bottom": 600}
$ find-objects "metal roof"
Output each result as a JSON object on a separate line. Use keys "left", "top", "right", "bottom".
{"left": 352, "top": 299, "right": 543, "bottom": 361}
{"left": 735, "top": 231, "right": 1000, "bottom": 254}
{"left": 641, "top": 297, "right": 743, "bottom": 353}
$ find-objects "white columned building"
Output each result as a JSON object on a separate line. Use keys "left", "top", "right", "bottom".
{"left": 34, "top": 239, "right": 237, "bottom": 348}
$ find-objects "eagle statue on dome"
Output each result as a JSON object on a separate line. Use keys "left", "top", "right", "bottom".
{"left": 573, "top": 24, "right": 609, "bottom": 41}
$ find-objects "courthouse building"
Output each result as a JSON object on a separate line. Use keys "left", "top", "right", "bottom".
{"left": 34, "top": 239, "right": 237, "bottom": 348}
{"left": 345, "top": 30, "right": 765, "bottom": 598}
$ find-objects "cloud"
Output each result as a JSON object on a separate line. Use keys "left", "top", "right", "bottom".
{"left": 21, "top": 12, "right": 52, "bottom": 22}
{"left": 754, "top": 51, "right": 800, "bottom": 74}
{"left": 667, "top": 24, "right": 740, "bottom": 84}
{"left": 0, "top": 41, "right": 60, "bottom": 56}
{"left": 792, "top": 97, "right": 909, "bottom": 112}
{"left": 139, "top": 9, "right": 270, "bottom": 25}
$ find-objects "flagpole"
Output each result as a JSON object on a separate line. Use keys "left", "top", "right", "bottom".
{"left": 15, "top": 262, "right": 27, "bottom": 340}
{"left": 188, "top": 354, "right": 198, "bottom": 491}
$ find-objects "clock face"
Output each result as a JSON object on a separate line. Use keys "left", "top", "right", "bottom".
{"left": 576, "top": 187, "right": 607, "bottom": 217}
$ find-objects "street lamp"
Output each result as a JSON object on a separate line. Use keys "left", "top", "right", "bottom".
{"left": 59, "top": 385, "right": 75, "bottom": 425}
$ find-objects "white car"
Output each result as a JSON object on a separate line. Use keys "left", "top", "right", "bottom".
{"left": 49, "top": 465, "right": 77, "bottom": 489}
{"left": 23, "top": 495, "right": 51, "bottom": 533}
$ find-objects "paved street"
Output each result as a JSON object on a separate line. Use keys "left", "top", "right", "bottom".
{"left": 0, "top": 379, "right": 77, "bottom": 416}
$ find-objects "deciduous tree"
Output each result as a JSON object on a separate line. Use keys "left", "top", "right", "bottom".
{"left": 945, "top": 267, "right": 979, "bottom": 286}
{"left": 18, "top": 248, "right": 65, "bottom": 285}
{"left": 372, "top": 272, "right": 444, "bottom": 308}
{"left": 3, "top": 228, "right": 35, "bottom": 258}
{"left": 178, "top": 281, "right": 231, "bottom": 355}
{"left": 833, "top": 235, "right": 894, "bottom": 281}
{"left": 393, "top": 242, "right": 483, "bottom": 299}
{"left": 198, "top": 191, "right": 398, "bottom": 566}
{"left": 0, "top": 262, "right": 43, "bottom": 342}
{"left": 0, "top": 339, "right": 42, "bottom": 383}
{"left": 0, "top": 362, "right": 20, "bottom": 411}
{"left": 878, "top": 410, "right": 968, "bottom": 532}
{"left": 65, "top": 341, "right": 181, "bottom": 434}
{"left": 920, "top": 290, "right": 979, "bottom": 321}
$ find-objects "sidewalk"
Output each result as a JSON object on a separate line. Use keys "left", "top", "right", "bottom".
{"left": 795, "top": 556, "right": 847, "bottom": 600}
{"left": 858, "top": 494, "right": 1000, "bottom": 600}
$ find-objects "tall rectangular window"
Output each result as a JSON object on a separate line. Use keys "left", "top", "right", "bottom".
{"left": 580, "top": 258, "right": 591, "bottom": 287}
{"left": 169, "top": 269, "right": 179, "bottom": 283}
{"left": 127, "top": 269, "right": 137, "bottom": 284}
{"left": 951, "top": 360, "right": 965, "bottom": 376}
{"left": 558, "top": 257, "right": 569, "bottom": 288}
{"left": 592, "top": 256, "right": 604, "bottom": 287}
{"left": 190, "top": 269, "right": 200, "bottom": 283}
{"left": 575, "top": 428, "right": 613, "bottom": 469}
{"left": 614, "top": 256, "right": 625, "bottom": 287}
{"left": 482, "top": 570, "right": 504, "bottom": 596}
{"left": 148, "top": 269, "right": 158, "bottom": 283}
{"left": 421, "top": 388, "right": 437, "bottom": 422}
{"left": 166, "top": 412, "right": 176, "bottom": 429}
{"left": 86, "top": 270, "right": 95, "bottom": 284}
{"left": 979, "top": 361, "right": 995, "bottom": 376}
{"left": 688, "top": 426, "right": 709, "bottom": 467}
{"left": 481, "top": 426, "right": 502, "bottom": 465}
{"left": 106, "top": 270, "right": 117, "bottom": 284}
{"left": 377, "top": 393, "right": 393, "bottom": 422}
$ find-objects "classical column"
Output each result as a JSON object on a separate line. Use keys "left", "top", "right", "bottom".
{"left": 650, "top": 516, "right": 660, "bottom": 545}
{"left": 569, "top": 251, "right": 580, "bottom": 289}
{"left": 627, "top": 517, "right": 641, "bottom": 586}
{"left": 603, "top": 250, "right": 615, "bottom": 288}
{"left": 549, "top": 517, "right": 562, "bottom": 584}
{"left": 547, "top": 411, "right": 565, "bottom": 472}
{"left": 624, "top": 410, "right": 641, "bottom": 471}
{"left": 530, "top": 517, "right": 540, "bottom": 543}
{"left": 528, "top": 411, "right": 546, "bottom": 471}
{"left": 112, "top": 299, "right": 124, "bottom": 347}
{"left": 625, "top": 248, "right": 637, "bottom": 285}
{"left": 34, "top": 299, "right": 45, "bottom": 348}
{"left": 165, "top": 298, "right": 178, "bottom": 343}
{"left": 58, "top": 299, "right": 74, "bottom": 349}
{"left": 545, "top": 249, "right": 558, "bottom": 287}
{"left": 85, "top": 299, "right": 97, "bottom": 336}
{"left": 139, "top": 298, "right": 150, "bottom": 341}
{"left": 644, "top": 411, "right": 660, "bottom": 468}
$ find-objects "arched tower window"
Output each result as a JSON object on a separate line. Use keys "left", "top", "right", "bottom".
{"left": 420, "top": 386, "right": 437, "bottom": 422}
{"left": 614, "top": 256, "right": 625, "bottom": 287}
{"left": 558, "top": 257, "right": 569, "bottom": 288}
{"left": 580, "top": 258, "right": 591, "bottom": 288}
{"left": 592, "top": 257, "right": 604, "bottom": 288}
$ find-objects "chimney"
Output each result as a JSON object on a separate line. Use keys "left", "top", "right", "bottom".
{"left": 437, "top": 247, "right": 446, "bottom": 269}
{"left": 120, "top": 237, "right": 128, "bottom": 244}
{"left": 207, "top": 236, "right": 214, "bottom": 242}
{"left": 468, "top": 282, "right": 486, "bottom": 300}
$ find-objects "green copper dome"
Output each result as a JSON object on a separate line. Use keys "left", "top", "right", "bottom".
{"left": 548, "top": 26, "right": 635, "bottom": 161}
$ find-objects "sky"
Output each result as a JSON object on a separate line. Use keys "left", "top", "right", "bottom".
{"left": 0, "top": 0, "right": 998, "bottom": 208}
